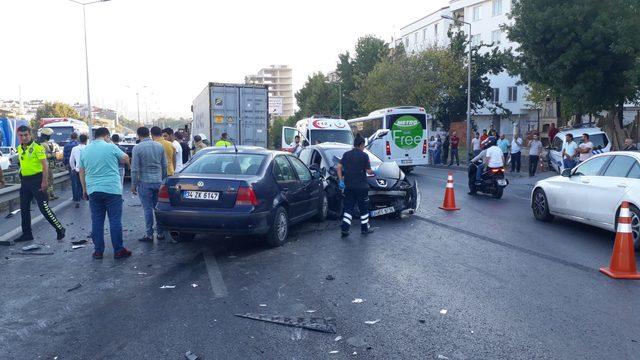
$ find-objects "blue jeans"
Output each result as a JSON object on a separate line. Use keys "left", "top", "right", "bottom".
{"left": 70, "top": 170, "right": 82, "bottom": 202}
{"left": 434, "top": 149, "right": 442, "bottom": 165}
{"left": 563, "top": 158, "right": 577, "bottom": 170}
{"left": 89, "top": 192, "right": 124, "bottom": 253}
{"left": 476, "top": 163, "right": 485, "bottom": 181}
{"left": 138, "top": 182, "right": 161, "bottom": 237}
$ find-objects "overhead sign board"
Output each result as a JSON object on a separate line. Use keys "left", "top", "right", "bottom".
{"left": 269, "top": 97, "right": 284, "bottom": 115}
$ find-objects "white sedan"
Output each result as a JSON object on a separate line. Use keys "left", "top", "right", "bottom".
{"left": 531, "top": 151, "right": 640, "bottom": 250}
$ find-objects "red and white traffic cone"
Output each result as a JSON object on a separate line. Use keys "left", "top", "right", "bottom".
{"left": 600, "top": 201, "right": 640, "bottom": 279}
{"left": 438, "top": 172, "right": 460, "bottom": 211}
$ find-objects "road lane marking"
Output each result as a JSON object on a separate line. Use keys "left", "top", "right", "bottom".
{"left": 412, "top": 214, "right": 594, "bottom": 274}
{"left": 203, "top": 249, "right": 228, "bottom": 298}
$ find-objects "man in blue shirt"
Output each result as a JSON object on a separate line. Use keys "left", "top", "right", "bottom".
{"left": 79, "top": 127, "right": 132, "bottom": 260}
{"left": 63, "top": 132, "right": 79, "bottom": 168}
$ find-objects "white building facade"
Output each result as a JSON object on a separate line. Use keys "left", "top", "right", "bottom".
{"left": 398, "top": 0, "right": 537, "bottom": 136}
{"left": 245, "top": 65, "right": 294, "bottom": 119}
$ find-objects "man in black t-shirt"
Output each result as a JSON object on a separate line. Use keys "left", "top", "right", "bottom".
{"left": 176, "top": 132, "right": 190, "bottom": 164}
{"left": 337, "top": 134, "right": 375, "bottom": 237}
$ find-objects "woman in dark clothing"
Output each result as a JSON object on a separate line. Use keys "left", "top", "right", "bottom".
{"left": 442, "top": 135, "right": 450, "bottom": 166}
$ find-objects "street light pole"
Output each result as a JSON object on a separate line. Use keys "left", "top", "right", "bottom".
{"left": 69, "top": 0, "right": 110, "bottom": 139}
{"left": 442, "top": 14, "right": 472, "bottom": 157}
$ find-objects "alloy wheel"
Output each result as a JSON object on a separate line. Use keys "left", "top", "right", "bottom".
{"left": 631, "top": 211, "right": 640, "bottom": 247}
{"left": 533, "top": 191, "right": 547, "bottom": 217}
{"left": 276, "top": 213, "right": 288, "bottom": 241}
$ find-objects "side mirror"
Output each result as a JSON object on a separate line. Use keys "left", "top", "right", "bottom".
{"left": 561, "top": 168, "right": 572, "bottom": 177}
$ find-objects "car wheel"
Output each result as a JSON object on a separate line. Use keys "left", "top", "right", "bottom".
{"left": 617, "top": 204, "right": 640, "bottom": 251}
{"left": 328, "top": 192, "right": 343, "bottom": 220}
{"left": 313, "top": 191, "right": 328, "bottom": 222}
{"left": 170, "top": 232, "right": 195, "bottom": 242}
{"left": 532, "top": 188, "right": 554, "bottom": 222}
{"left": 265, "top": 207, "right": 289, "bottom": 247}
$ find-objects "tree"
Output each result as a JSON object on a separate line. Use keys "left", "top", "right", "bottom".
{"left": 506, "top": 0, "right": 640, "bottom": 147}
{"left": 32, "top": 102, "right": 82, "bottom": 128}
{"left": 268, "top": 115, "right": 298, "bottom": 150}
{"left": 294, "top": 72, "right": 340, "bottom": 118}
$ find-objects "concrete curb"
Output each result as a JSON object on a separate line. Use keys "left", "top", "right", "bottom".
{"left": 0, "top": 198, "right": 74, "bottom": 246}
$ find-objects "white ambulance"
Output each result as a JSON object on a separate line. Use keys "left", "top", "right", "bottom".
{"left": 281, "top": 115, "right": 354, "bottom": 151}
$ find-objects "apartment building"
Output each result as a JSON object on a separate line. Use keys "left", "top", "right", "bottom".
{"left": 245, "top": 65, "right": 294, "bottom": 118}
{"left": 398, "top": 0, "right": 538, "bottom": 135}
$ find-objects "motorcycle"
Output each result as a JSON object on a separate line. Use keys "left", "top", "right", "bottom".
{"left": 467, "top": 160, "right": 509, "bottom": 199}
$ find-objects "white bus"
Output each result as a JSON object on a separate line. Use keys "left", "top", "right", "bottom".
{"left": 281, "top": 115, "right": 354, "bottom": 151}
{"left": 348, "top": 106, "right": 431, "bottom": 173}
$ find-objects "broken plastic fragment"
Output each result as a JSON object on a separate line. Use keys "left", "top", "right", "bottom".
{"left": 71, "top": 239, "right": 88, "bottom": 245}
{"left": 334, "top": 336, "right": 342, "bottom": 341}
{"left": 364, "top": 319, "right": 381, "bottom": 325}
{"left": 67, "top": 283, "right": 82, "bottom": 292}
{"left": 235, "top": 313, "right": 337, "bottom": 333}
{"left": 191, "top": 283, "right": 198, "bottom": 288}
{"left": 352, "top": 298, "right": 364, "bottom": 304}
{"left": 259, "top": 304, "right": 267, "bottom": 307}
{"left": 352, "top": 352, "right": 357, "bottom": 356}
{"left": 22, "top": 244, "right": 41, "bottom": 251}
{"left": 71, "top": 245, "right": 85, "bottom": 250}
{"left": 440, "top": 309, "right": 448, "bottom": 315}
{"left": 306, "top": 310, "right": 316, "bottom": 313}
{"left": 185, "top": 350, "right": 200, "bottom": 360}
{"left": 437, "top": 355, "right": 449, "bottom": 359}
{"left": 326, "top": 274, "right": 335, "bottom": 281}
{"left": 329, "top": 350, "right": 339, "bottom": 354}
{"left": 160, "top": 285, "right": 176, "bottom": 289}
{"left": 137, "top": 272, "right": 147, "bottom": 275}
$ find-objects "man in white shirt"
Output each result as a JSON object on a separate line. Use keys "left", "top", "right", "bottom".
{"left": 69, "top": 134, "right": 88, "bottom": 208}
{"left": 510, "top": 133, "right": 523, "bottom": 173}
{"left": 290, "top": 135, "right": 301, "bottom": 155}
{"left": 527, "top": 134, "right": 543, "bottom": 177}
{"left": 561, "top": 133, "right": 578, "bottom": 169}
{"left": 162, "top": 128, "right": 182, "bottom": 172}
{"left": 471, "top": 132, "right": 481, "bottom": 157}
{"left": 474, "top": 137, "right": 504, "bottom": 183}
{"left": 578, "top": 133, "right": 593, "bottom": 163}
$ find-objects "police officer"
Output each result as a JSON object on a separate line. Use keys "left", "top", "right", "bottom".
{"left": 337, "top": 134, "right": 375, "bottom": 237}
{"left": 40, "top": 127, "right": 58, "bottom": 200}
{"left": 215, "top": 132, "right": 233, "bottom": 147}
{"left": 16, "top": 125, "right": 65, "bottom": 242}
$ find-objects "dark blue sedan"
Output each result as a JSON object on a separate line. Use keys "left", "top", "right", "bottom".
{"left": 155, "top": 147, "right": 327, "bottom": 246}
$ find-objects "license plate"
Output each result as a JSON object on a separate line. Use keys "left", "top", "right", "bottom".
{"left": 370, "top": 206, "right": 395, "bottom": 217}
{"left": 497, "top": 179, "right": 507, "bottom": 186}
{"left": 183, "top": 191, "right": 219, "bottom": 200}
{"left": 401, "top": 159, "right": 413, "bottom": 164}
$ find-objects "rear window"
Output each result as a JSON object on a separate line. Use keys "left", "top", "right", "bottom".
{"left": 325, "top": 148, "right": 383, "bottom": 167}
{"left": 182, "top": 153, "right": 265, "bottom": 176}
{"left": 579, "top": 133, "right": 609, "bottom": 149}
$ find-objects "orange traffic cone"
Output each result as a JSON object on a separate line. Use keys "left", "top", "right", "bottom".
{"left": 600, "top": 201, "right": 640, "bottom": 279}
{"left": 438, "top": 172, "right": 460, "bottom": 211}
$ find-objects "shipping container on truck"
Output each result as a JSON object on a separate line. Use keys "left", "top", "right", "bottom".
{"left": 191, "top": 83, "right": 269, "bottom": 148}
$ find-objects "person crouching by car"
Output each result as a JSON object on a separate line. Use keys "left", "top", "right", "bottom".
{"left": 336, "top": 134, "right": 375, "bottom": 237}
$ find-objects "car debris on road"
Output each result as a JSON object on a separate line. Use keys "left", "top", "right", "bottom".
{"left": 235, "top": 313, "right": 337, "bottom": 334}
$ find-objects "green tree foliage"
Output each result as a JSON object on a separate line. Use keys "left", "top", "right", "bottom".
{"left": 32, "top": 102, "right": 82, "bottom": 128}
{"left": 295, "top": 73, "right": 339, "bottom": 118}
{"left": 336, "top": 51, "right": 358, "bottom": 118}
{"left": 506, "top": 0, "right": 640, "bottom": 119}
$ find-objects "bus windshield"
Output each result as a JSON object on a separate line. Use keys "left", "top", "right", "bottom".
{"left": 309, "top": 129, "right": 354, "bottom": 145}
{"left": 47, "top": 126, "right": 75, "bottom": 144}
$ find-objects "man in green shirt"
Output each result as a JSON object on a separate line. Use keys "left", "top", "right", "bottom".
{"left": 16, "top": 125, "right": 65, "bottom": 242}
{"left": 215, "top": 132, "right": 233, "bottom": 147}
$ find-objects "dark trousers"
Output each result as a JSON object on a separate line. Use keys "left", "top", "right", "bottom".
{"left": 20, "top": 173, "right": 64, "bottom": 236}
{"left": 449, "top": 148, "right": 459, "bottom": 165}
{"left": 70, "top": 170, "right": 83, "bottom": 202}
{"left": 341, "top": 188, "right": 370, "bottom": 233}
{"left": 89, "top": 192, "right": 124, "bottom": 253}
{"left": 529, "top": 155, "right": 539, "bottom": 176}
{"left": 510, "top": 151, "right": 521, "bottom": 172}
{"left": 442, "top": 147, "right": 449, "bottom": 166}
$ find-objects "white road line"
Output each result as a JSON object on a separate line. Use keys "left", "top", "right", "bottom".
{"left": 0, "top": 198, "right": 73, "bottom": 245}
{"left": 203, "top": 248, "right": 228, "bottom": 298}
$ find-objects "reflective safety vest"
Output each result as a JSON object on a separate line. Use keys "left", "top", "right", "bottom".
{"left": 18, "top": 142, "right": 46, "bottom": 176}
{"left": 215, "top": 139, "right": 233, "bottom": 147}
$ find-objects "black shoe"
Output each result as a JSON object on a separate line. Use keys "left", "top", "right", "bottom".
{"left": 75, "top": 203, "right": 80, "bottom": 208}
{"left": 156, "top": 233, "right": 165, "bottom": 240}
{"left": 56, "top": 228, "right": 66, "bottom": 241}
{"left": 361, "top": 228, "right": 375, "bottom": 235}
{"left": 341, "top": 231, "right": 350, "bottom": 238}
{"left": 138, "top": 235, "right": 153, "bottom": 243}
{"left": 15, "top": 234, "right": 34, "bottom": 242}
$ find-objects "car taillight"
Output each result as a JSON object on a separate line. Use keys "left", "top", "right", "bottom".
{"left": 422, "top": 139, "right": 427, "bottom": 154}
{"left": 385, "top": 141, "right": 391, "bottom": 156}
{"left": 158, "top": 184, "right": 169, "bottom": 202}
{"left": 236, "top": 186, "right": 258, "bottom": 206}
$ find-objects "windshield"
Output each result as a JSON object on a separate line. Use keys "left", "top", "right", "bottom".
{"left": 578, "top": 133, "right": 609, "bottom": 149}
{"left": 48, "top": 127, "right": 75, "bottom": 144}
{"left": 181, "top": 153, "right": 266, "bottom": 176}
{"left": 324, "top": 148, "right": 383, "bottom": 168}
{"left": 309, "top": 129, "right": 354, "bottom": 145}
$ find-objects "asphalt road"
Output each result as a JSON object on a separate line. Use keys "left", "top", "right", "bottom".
{"left": 1, "top": 167, "right": 639, "bottom": 360}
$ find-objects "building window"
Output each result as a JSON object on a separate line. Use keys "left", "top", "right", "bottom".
{"left": 470, "top": 34, "right": 481, "bottom": 46}
{"left": 491, "top": 30, "right": 502, "bottom": 44}
{"left": 508, "top": 86, "right": 518, "bottom": 102}
{"left": 434, "top": 23, "right": 439, "bottom": 38}
{"left": 405, "top": 37, "right": 409, "bottom": 48}
{"left": 491, "top": 88, "right": 500, "bottom": 103}
{"left": 423, "top": 28, "right": 428, "bottom": 41}
{"left": 492, "top": 0, "right": 502, "bottom": 16}
{"left": 472, "top": 6, "right": 481, "bottom": 21}
{"left": 414, "top": 32, "right": 418, "bottom": 44}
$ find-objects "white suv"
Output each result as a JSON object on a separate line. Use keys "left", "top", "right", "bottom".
{"left": 548, "top": 127, "right": 611, "bottom": 173}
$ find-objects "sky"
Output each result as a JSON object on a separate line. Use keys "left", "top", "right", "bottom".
{"left": 0, "top": 0, "right": 448, "bottom": 120}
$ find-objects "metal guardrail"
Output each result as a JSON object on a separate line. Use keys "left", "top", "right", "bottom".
{"left": 0, "top": 171, "right": 70, "bottom": 210}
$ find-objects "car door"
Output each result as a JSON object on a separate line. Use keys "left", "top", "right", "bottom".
{"left": 549, "top": 155, "right": 611, "bottom": 217}
{"left": 273, "top": 155, "right": 303, "bottom": 218}
{"left": 586, "top": 155, "right": 639, "bottom": 226}
{"left": 287, "top": 155, "right": 321, "bottom": 219}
